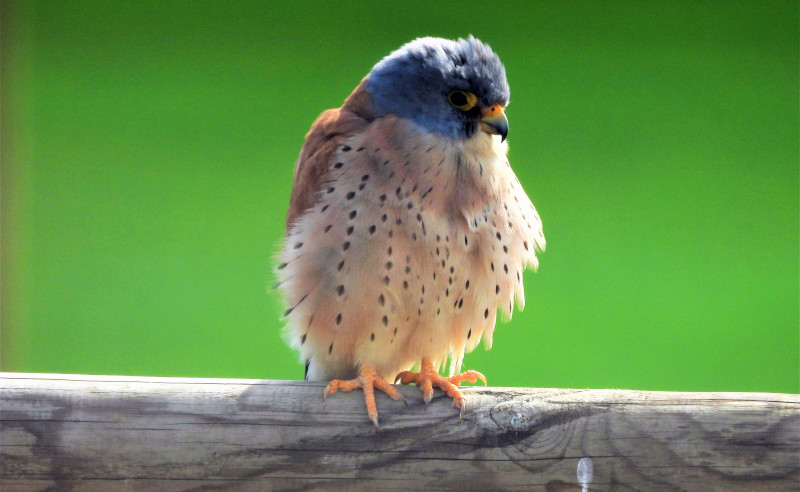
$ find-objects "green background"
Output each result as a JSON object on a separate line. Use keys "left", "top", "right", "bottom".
{"left": 2, "top": 1, "right": 797, "bottom": 393}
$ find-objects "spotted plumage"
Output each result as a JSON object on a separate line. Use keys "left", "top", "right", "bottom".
{"left": 278, "top": 37, "right": 545, "bottom": 426}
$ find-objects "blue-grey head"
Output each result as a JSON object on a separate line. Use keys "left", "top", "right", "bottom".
{"left": 366, "top": 36, "right": 510, "bottom": 141}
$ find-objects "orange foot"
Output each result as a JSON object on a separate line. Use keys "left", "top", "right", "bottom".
{"left": 323, "top": 364, "right": 406, "bottom": 428}
{"left": 394, "top": 357, "right": 487, "bottom": 415}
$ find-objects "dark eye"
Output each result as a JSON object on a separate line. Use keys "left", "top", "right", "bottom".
{"left": 448, "top": 90, "right": 477, "bottom": 111}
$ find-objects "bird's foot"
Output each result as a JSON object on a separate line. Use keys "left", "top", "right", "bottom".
{"left": 394, "top": 358, "right": 486, "bottom": 416}
{"left": 323, "top": 364, "right": 406, "bottom": 428}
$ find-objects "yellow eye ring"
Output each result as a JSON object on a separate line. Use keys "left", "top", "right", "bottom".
{"left": 447, "top": 90, "right": 478, "bottom": 111}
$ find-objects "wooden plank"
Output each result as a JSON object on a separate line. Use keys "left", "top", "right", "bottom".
{"left": 1, "top": 372, "right": 797, "bottom": 491}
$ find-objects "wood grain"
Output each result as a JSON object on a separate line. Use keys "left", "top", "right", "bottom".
{"left": 1, "top": 373, "right": 797, "bottom": 491}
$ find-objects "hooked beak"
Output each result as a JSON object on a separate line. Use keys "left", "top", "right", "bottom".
{"left": 479, "top": 104, "right": 508, "bottom": 142}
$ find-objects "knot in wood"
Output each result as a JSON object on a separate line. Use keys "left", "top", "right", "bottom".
{"left": 490, "top": 398, "right": 563, "bottom": 432}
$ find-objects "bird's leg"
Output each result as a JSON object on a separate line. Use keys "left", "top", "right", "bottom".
{"left": 323, "top": 364, "right": 406, "bottom": 428}
{"left": 394, "top": 358, "right": 487, "bottom": 415}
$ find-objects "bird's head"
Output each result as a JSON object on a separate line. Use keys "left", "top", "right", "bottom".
{"left": 365, "top": 36, "right": 510, "bottom": 142}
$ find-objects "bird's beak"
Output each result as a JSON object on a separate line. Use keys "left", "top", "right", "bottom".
{"left": 479, "top": 104, "right": 509, "bottom": 142}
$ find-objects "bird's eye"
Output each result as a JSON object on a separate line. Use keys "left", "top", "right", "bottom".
{"left": 447, "top": 90, "right": 477, "bottom": 111}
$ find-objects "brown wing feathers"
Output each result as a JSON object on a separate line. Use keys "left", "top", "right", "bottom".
{"left": 286, "top": 80, "right": 376, "bottom": 230}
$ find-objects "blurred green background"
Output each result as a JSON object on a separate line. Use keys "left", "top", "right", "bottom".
{"left": 2, "top": 1, "right": 797, "bottom": 393}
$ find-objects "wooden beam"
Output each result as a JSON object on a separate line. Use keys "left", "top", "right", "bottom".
{"left": 1, "top": 372, "right": 797, "bottom": 491}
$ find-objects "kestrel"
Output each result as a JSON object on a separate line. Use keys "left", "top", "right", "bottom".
{"left": 278, "top": 37, "right": 545, "bottom": 427}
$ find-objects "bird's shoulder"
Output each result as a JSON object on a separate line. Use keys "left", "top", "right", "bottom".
{"left": 286, "top": 81, "right": 376, "bottom": 230}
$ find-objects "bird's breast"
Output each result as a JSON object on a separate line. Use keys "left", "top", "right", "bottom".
{"left": 279, "top": 115, "right": 544, "bottom": 378}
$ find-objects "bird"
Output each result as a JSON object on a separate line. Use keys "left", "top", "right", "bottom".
{"left": 277, "top": 36, "right": 545, "bottom": 427}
